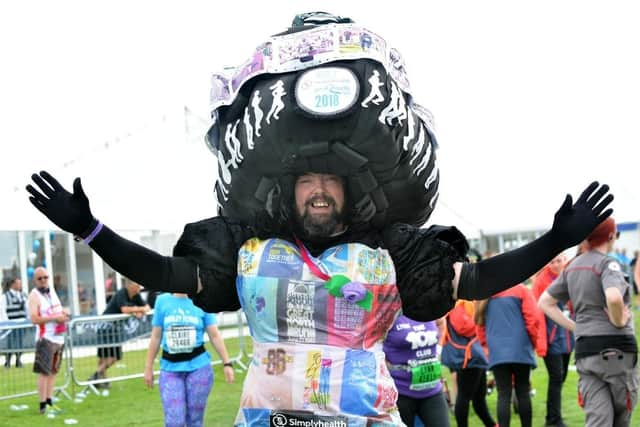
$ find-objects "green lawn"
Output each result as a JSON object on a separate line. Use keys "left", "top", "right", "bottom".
{"left": 1, "top": 314, "right": 639, "bottom": 426}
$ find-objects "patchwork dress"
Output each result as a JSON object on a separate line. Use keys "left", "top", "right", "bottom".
{"left": 233, "top": 238, "right": 404, "bottom": 426}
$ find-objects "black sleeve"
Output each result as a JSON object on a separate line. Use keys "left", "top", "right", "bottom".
{"left": 113, "top": 290, "right": 128, "bottom": 312}
{"left": 132, "top": 294, "right": 146, "bottom": 307}
{"left": 457, "top": 231, "right": 563, "bottom": 300}
{"left": 384, "top": 223, "right": 468, "bottom": 322}
{"left": 172, "top": 216, "right": 255, "bottom": 313}
{"left": 89, "top": 226, "right": 198, "bottom": 295}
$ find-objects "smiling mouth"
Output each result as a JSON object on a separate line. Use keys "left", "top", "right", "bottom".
{"left": 310, "top": 200, "right": 329, "bottom": 208}
{"left": 306, "top": 197, "right": 334, "bottom": 211}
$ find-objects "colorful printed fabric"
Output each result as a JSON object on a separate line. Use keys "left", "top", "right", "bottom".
{"left": 234, "top": 238, "right": 404, "bottom": 426}
{"left": 383, "top": 316, "right": 443, "bottom": 399}
{"left": 159, "top": 364, "right": 213, "bottom": 427}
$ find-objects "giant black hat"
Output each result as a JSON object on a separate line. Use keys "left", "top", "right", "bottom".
{"left": 205, "top": 12, "right": 440, "bottom": 228}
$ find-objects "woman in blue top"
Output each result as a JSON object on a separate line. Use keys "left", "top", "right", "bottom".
{"left": 144, "top": 293, "right": 235, "bottom": 427}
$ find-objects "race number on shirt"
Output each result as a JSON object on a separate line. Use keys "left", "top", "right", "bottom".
{"left": 166, "top": 325, "right": 197, "bottom": 354}
{"left": 410, "top": 358, "right": 442, "bottom": 391}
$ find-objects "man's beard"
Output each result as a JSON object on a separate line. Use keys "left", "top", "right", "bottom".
{"left": 294, "top": 197, "right": 345, "bottom": 238}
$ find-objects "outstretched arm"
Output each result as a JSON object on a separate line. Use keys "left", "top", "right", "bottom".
{"left": 26, "top": 171, "right": 199, "bottom": 294}
{"left": 454, "top": 181, "right": 613, "bottom": 300}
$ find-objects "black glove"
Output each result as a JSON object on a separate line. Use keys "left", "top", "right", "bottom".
{"left": 457, "top": 181, "right": 613, "bottom": 301}
{"left": 549, "top": 181, "right": 613, "bottom": 249}
{"left": 26, "top": 171, "right": 200, "bottom": 299}
{"left": 26, "top": 171, "right": 95, "bottom": 236}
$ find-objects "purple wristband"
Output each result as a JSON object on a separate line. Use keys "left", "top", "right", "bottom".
{"left": 83, "top": 221, "right": 103, "bottom": 244}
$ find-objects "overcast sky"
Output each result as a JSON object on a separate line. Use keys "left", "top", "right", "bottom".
{"left": 1, "top": 0, "right": 638, "bottom": 235}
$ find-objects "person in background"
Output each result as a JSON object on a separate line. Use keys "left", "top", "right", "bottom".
{"left": 383, "top": 315, "right": 449, "bottom": 427}
{"left": 144, "top": 292, "right": 234, "bottom": 427}
{"left": 532, "top": 253, "right": 574, "bottom": 427}
{"left": 539, "top": 217, "right": 639, "bottom": 427}
{"left": 630, "top": 250, "right": 639, "bottom": 309}
{"left": 441, "top": 299, "right": 497, "bottom": 427}
{"left": 27, "top": 266, "right": 69, "bottom": 416}
{"left": 90, "top": 278, "right": 150, "bottom": 388}
{"left": 477, "top": 282, "right": 544, "bottom": 427}
{"left": 104, "top": 272, "right": 117, "bottom": 304}
{"left": 1, "top": 276, "right": 29, "bottom": 367}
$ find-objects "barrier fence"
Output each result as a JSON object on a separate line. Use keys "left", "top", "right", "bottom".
{"left": 0, "top": 310, "right": 249, "bottom": 401}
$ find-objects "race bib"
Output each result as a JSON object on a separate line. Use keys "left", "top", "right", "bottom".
{"left": 409, "top": 358, "right": 441, "bottom": 391}
{"left": 165, "top": 325, "right": 197, "bottom": 354}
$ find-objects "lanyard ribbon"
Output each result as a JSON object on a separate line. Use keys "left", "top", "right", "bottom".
{"left": 294, "top": 236, "right": 373, "bottom": 311}
{"left": 295, "top": 236, "right": 330, "bottom": 281}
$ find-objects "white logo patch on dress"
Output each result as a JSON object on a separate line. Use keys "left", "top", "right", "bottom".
{"left": 607, "top": 262, "right": 621, "bottom": 272}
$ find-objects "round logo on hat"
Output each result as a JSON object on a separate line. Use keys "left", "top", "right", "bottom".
{"left": 294, "top": 67, "right": 359, "bottom": 117}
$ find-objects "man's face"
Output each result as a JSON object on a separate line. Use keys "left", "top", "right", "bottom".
{"left": 33, "top": 268, "right": 49, "bottom": 289}
{"left": 294, "top": 173, "right": 346, "bottom": 237}
{"left": 548, "top": 254, "right": 566, "bottom": 275}
{"left": 127, "top": 282, "right": 142, "bottom": 296}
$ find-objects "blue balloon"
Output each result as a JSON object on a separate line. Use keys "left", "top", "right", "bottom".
{"left": 27, "top": 266, "right": 35, "bottom": 278}
{"left": 49, "top": 231, "right": 56, "bottom": 242}
{"left": 32, "top": 239, "right": 41, "bottom": 251}
{"left": 42, "top": 260, "right": 47, "bottom": 268}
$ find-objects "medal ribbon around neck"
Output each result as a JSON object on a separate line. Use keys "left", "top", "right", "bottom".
{"left": 295, "top": 236, "right": 373, "bottom": 311}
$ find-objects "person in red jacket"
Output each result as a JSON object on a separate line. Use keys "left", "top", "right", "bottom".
{"left": 532, "top": 253, "right": 574, "bottom": 427}
{"left": 478, "top": 284, "right": 545, "bottom": 427}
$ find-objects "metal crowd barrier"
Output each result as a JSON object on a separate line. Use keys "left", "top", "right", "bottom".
{"left": 0, "top": 310, "right": 249, "bottom": 401}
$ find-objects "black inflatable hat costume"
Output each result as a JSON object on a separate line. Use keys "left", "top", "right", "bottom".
{"left": 206, "top": 12, "right": 440, "bottom": 228}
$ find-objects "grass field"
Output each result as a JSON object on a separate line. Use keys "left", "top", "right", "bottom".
{"left": 1, "top": 315, "right": 639, "bottom": 426}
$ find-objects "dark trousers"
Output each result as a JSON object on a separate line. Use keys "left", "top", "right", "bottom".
{"left": 454, "top": 368, "right": 496, "bottom": 427}
{"left": 493, "top": 363, "right": 532, "bottom": 427}
{"left": 397, "top": 391, "right": 450, "bottom": 427}
{"left": 543, "top": 352, "right": 571, "bottom": 425}
{"left": 4, "top": 328, "right": 25, "bottom": 366}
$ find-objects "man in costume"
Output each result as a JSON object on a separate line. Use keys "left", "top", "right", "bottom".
{"left": 27, "top": 12, "right": 614, "bottom": 426}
